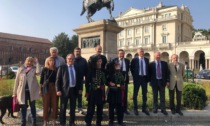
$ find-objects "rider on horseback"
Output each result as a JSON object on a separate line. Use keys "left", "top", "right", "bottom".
{"left": 81, "top": 0, "right": 114, "bottom": 23}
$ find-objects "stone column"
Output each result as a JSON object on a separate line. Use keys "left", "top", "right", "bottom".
{"left": 150, "top": 24, "right": 153, "bottom": 44}
{"left": 141, "top": 26, "right": 144, "bottom": 44}
{"left": 190, "top": 59, "right": 192, "bottom": 69}
{"left": 192, "top": 59, "right": 194, "bottom": 69}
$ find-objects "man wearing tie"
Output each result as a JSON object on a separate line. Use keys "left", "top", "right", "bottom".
{"left": 130, "top": 48, "right": 150, "bottom": 115}
{"left": 149, "top": 51, "right": 169, "bottom": 115}
{"left": 112, "top": 49, "right": 130, "bottom": 115}
{"left": 56, "top": 54, "right": 82, "bottom": 126}
{"left": 168, "top": 54, "right": 185, "bottom": 115}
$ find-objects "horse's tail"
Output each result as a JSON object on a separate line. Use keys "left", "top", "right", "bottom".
{"left": 80, "top": 1, "right": 86, "bottom": 16}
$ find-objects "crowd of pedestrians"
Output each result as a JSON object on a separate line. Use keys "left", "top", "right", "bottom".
{"left": 13, "top": 46, "right": 185, "bottom": 126}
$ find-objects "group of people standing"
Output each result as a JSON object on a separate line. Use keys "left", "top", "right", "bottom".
{"left": 13, "top": 45, "right": 185, "bottom": 126}
{"left": 131, "top": 48, "right": 184, "bottom": 117}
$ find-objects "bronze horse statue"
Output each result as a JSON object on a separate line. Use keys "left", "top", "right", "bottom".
{"left": 81, "top": 0, "right": 114, "bottom": 22}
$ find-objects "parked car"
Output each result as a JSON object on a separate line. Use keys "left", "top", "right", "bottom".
{"left": 196, "top": 70, "right": 210, "bottom": 79}
{"left": 9, "top": 66, "right": 19, "bottom": 74}
{"left": 204, "top": 71, "right": 210, "bottom": 79}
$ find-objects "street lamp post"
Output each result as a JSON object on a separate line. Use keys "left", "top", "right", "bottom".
{"left": 186, "top": 66, "right": 188, "bottom": 82}
{"left": 192, "top": 68, "right": 195, "bottom": 83}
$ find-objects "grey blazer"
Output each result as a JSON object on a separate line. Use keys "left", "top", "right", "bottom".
{"left": 168, "top": 62, "right": 185, "bottom": 91}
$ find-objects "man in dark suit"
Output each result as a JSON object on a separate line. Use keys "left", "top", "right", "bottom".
{"left": 56, "top": 54, "right": 82, "bottom": 126}
{"left": 74, "top": 47, "right": 88, "bottom": 114}
{"left": 112, "top": 49, "right": 130, "bottom": 115}
{"left": 88, "top": 45, "right": 107, "bottom": 72}
{"left": 149, "top": 51, "right": 169, "bottom": 115}
{"left": 168, "top": 54, "right": 185, "bottom": 115}
{"left": 130, "top": 48, "right": 150, "bottom": 116}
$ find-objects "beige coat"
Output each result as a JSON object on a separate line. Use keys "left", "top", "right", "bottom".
{"left": 13, "top": 63, "right": 41, "bottom": 104}
{"left": 168, "top": 62, "right": 185, "bottom": 91}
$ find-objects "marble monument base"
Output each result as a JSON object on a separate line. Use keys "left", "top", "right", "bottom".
{"left": 74, "top": 19, "right": 123, "bottom": 61}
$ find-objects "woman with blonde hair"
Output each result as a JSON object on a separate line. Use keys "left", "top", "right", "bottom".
{"left": 40, "top": 56, "right": 57, "bottom": 126}
{"left": 13, "top": 57, "right": 41, "bottom": 126}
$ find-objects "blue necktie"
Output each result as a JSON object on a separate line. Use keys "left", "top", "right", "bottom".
{"left": 157, "top": 61, "right": 161, "bottom": 78}
{"left": 141, "top": 59, "right": 144, "bottom": 75}
{"left": 69, "top": 66, "right": 75, "bottom": 86}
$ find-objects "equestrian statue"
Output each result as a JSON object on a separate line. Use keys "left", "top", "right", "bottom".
{"left": 80, "top": 0, "right": 114, "bottom": 23}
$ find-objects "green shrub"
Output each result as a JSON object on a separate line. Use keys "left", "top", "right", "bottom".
{"left": 7, "top": 71, "right": 16, "bottom": 79}
{"left": 183, "top": 83, "right": 207, "bottom": 109}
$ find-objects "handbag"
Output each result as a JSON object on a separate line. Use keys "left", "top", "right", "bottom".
{"left": 42, "top": 69, "right": 53, "bottom": 94}
{"left": 12, "top": 96, "right": 20, "bottom": 112}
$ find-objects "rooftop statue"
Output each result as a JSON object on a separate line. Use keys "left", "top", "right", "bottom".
{"left": 80, "top": 0, "right": 114, "bottom": 23}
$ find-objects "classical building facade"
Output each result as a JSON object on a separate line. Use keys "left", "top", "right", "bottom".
{"left": 115, "top": 2, "right": 210, "bottom": 70}
{"left": 0, "top": 32, "right": 52, "bottom": 65}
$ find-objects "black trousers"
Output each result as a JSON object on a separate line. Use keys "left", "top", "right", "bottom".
{"left": 169, "top": 84, "right": 182, "bottom": 111}
{"left": 85, "top": 91, "right": 103, "bottom": 125}
{"left": 123, "top": 83, "right": 128, "bottom": 111}
{"left": 109, "top": 102, "right": 123, "bottom": 123}
{"left": 133, "top": 76, "right": 148, "bottom": 110}
{"left": 60, "top": 88, "right": 76, "bottom": 125}
{"left": 151, "top": 79, "right": 166, "bottom": 111}
{"left": 77, "top": 82, "right": 83, "bottom": 109}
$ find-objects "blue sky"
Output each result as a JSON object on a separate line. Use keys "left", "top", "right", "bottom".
{"left": 0, "top": 0, "right": 209, "bottom": 41}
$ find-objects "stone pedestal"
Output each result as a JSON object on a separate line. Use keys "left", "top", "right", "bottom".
{"left": 74, "top": 20, "right": 123, "bottom": 60}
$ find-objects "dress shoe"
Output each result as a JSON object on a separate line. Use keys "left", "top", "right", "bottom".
{"left": 32, "top": 122, "right": 37, "bottom": 126}
{"left": 134, "top": 109, "right": 139, "bottom": 115}
{"left": 70, "top": 123, "right": 76, "bottom": 126}
{"left": 177, "top": 110, "right": 183, "bottom": 116}
{"left": 124, "top": 110, "right": 130, "bottom": 115}
{"left": 153, "top": 109, "right": 158, "bottom": 113}
{"left": 161, "top": 110, "right": 168, "bottom": 115}
{"left": 171, "top": 110, "right": 176, "bottom": 115}
{"left": 142, "top": 110, "right": 150, "bottom": 115}
{"left": 96, "top": 123, "right": 101, "bottom": 126}
{"left": 85, "top": 121, "right": 91, "bottom": 126}
{"left": 118, "top": 122, "right": 126, "bottom": 126}
{"left": 108, "top": 121, "right": 114, "bottom": 126}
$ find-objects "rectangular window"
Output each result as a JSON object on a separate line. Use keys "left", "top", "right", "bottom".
{"left": 127, "top": 29, "right": 132, "bottom": 36}
{"left": 144, "top": 26, "right": 149, "bottom": 33}
{"left": 162, "top": 36, "right": 167, "bottom": 43}
{"left": 144, "top": 37, "right": 149, "bottom": 44}
{"left": 119, "top": 40, "right": 124, "bottom": 47}
{"left": 127, "top": 39, "right": 132, "bottom": 46}
{"left": 135, "top": 39, "right": 140, "bottom": 45}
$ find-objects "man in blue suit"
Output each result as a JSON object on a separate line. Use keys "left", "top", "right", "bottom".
{"left": 130, "top": 48, "right": 150, "bottom": 116}
{"left": 149, "top": 51, "right": 169, "bottom": 115}
{"left": 56, "top": 54, "right": 82, "bottom": 126}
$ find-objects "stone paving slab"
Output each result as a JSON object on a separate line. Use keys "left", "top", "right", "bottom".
{"left": 1, "top": 105, "right": 210, "bottom": 126}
